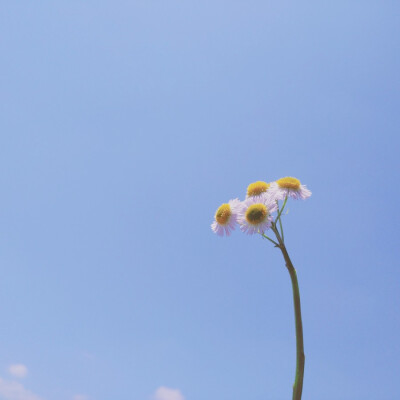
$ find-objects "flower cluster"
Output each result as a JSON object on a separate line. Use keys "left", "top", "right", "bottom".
{"left": 211, "top": 177, "right": 311, "bottom": 236}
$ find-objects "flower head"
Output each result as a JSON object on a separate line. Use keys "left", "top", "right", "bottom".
{"left": 270, "top": 177, "right": 311, "bottom": 201}
{"left": 211, "top": 199, "right": 242, "bottom": 236}
{"left": 237, "top": 196, "right": 277, "bottom": 235}
{"left": 246, "top": 181, "right": 271, "bottom": 199}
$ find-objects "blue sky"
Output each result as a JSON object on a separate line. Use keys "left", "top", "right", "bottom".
{"left": 1, "top": 1, "right": 399, "bottom": 400}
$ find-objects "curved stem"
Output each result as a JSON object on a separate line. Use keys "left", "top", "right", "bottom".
{"left": 272, "top": 225, "right": 305, "bottom": 400}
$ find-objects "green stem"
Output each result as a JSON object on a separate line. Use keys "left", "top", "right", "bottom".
{"left": 276, "top": 201, "right": 285, "bottom": 242}
{"left": 261, "top": 233, "right": 280, "bottom": 247}
{"left": 272, "top": 225, "right": 305, "bottom": 400}
{"left": 274, "top": 196, "right": 288, "bottom": 231}
{"left": 278, "top": 215, "right": 284, "bottom": 242}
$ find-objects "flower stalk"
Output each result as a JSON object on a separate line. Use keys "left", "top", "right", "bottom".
{"left": 271, "top": 223, "right": 305, "bottom": 400}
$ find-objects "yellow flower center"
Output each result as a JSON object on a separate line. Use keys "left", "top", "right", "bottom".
{"left": 276, "top": 177, "right": 301, "bottom": 190}
{"left": 247, "top": 181, "right": 270, "bottom": 197}
{"left": 245, "top": 204, "right": 268, "bottom": 225}
{"left": 215, "top": 204, "right": 232, "bottom": 225}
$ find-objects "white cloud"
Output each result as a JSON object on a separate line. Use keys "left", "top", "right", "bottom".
{"left": 0, "top": 377, "right": 44, "bottom": 400}
{"left": 8, "top": 365, "right": 28, "bottom": 379}
{"left": 72, "top": 395, "right": 88, "bottom": 400}
{"left": 153, "top": 387, "right": 185, "bottom": 400}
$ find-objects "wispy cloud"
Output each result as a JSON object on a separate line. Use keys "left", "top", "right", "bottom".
{"left": 8, "top": 364, "right": 28, "bottom": 379}
{"left": 153, "top": 386, "right": 185, "bottom": 400}
{"left": 0, "top": 377, "right": 44, "bottom": 400}
{"left": 72, "top": 395, "right": 88, "bottom": 400}
{"left": 81, "top": 351, "right": 95, "bottom": 361}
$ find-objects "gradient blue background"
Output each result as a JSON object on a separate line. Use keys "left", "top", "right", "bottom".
{"left": 1, "top": 1, "right": 399, "bottom": 400}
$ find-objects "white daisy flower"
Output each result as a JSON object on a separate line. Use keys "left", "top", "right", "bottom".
{"left": 211, "top": 199, "right": 243, "bottom": 236}
{"left": 246, "top": 181, "right": 272, "bottom": 200}
{"left": 237, "top": 196, "right": 278, "bottom": 235}
{"left": 269, "top": 177, "right": 311, "bottom": 201}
